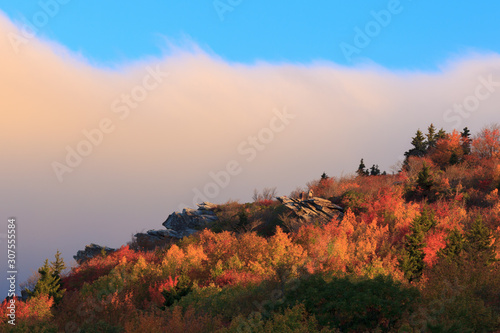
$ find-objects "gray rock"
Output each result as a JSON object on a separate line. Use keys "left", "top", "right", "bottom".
{"left": 134, "top": 202, "right": 219, "bottom": 249}
{"left": 276, "top": 196, "right": 344, "bottom": 221}
{"left": 74, "top": 243, "right": 116, "bottom": 264}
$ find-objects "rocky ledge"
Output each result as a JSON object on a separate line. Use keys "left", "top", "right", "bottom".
{"left": 133, "top": 202, "right": 219, "bottom": 249}
{"left": 276, "top": 196, "right": 344, "bottom": 221}
{"left": 74, "top": 243, "right": 116, "bottom": 264}
{"left": 75, "top": 198, "right": 344, "bottom": 257}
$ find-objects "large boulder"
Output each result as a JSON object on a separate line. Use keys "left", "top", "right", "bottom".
{"left": 74, "top": 243, "right": 116, "bottom": 264}
{"left": 276, "top": 196, "right": 344, "bottom": 221}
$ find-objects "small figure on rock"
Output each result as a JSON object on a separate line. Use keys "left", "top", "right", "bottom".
{"left": 308, "top": 189, "right": 314, "bottom": 199}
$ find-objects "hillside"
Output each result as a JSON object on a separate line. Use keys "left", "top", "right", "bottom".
{"left": 2, "top": 124, "right": 500, "bottom": 332}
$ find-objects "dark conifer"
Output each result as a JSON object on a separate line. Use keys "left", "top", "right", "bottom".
{"left": 461, "top": 127, "right": 472, "bottom": 155}
{"left": 356, "top": 159, "right": 369, "bottom": 177}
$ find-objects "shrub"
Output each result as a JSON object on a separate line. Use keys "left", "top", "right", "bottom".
{"left": 281, "top": 273, "right": 419, "bottom": 332}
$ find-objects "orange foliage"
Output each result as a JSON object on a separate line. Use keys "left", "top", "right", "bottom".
{"left": 0, "top": 295, "right": 54, "bottom": 326}
{"left": 17, "top": 123, "right": 500, "bottom": 331}
{"left": 197, "top": 229, "right": 236, "bottom": 264}
{"left": 472, "top": 126, "right": 500, "bottom": 159}
{"left": 429, "top": 130, "right": 464, "bottom": 166}
{"left": 294, "top": 208, "right": 395, "bottom": 276}
{"left": 309, "top": 177, "right": 335, "bottom": 198}
{"left": 423, "top": 231, "right": 447, "bottom": 267}
{"left": 267, "top": 227, "right": 307, "bottom": 273}
{"left": 162, "top": 244, "right": 185, "bottom": 274}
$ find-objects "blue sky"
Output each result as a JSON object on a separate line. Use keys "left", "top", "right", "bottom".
{"left": 1, "top": 1, "right": 500, "bottom": 69}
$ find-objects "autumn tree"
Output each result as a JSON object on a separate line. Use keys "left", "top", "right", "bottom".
{"left": 472, "top": 124, "right": 500, "bottom": 159}
{"left": 429, "top": 130, "right": 464, "bottom": 167}
{"left": 253, "top": 187, "right": 277, "bottom": 202}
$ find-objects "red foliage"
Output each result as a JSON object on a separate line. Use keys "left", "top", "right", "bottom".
{"left": 472, "top": 126, "right": 500, "bottom": 159}
{"left": 214, "top": 270, "right": 261, "bottom": 287}
{"left": 423, "top": 232, "right": 447, "bottom": 267}
{"left": 362, "top": 187, "right": 402, "bottom": 224}
{"left": 257, "top": 199, "right": 277, "bottom": 207}
{"left": 310, "top": 177, "right": 335, "bottom": 198}
{"left": 1, "top": 295, "right": 54, "bottom": 325}
{"left": 479, "top": 179, "right": 493, "bottom": 191}
{"left": 62, "top": 245, "right": 139, "bottom": 291}
{"left": 148, "top": 276, "right": 178, "bottom": 307}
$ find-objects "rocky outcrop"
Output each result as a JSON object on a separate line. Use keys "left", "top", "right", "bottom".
{"left": 74, "top": 243, "right": 116, "bottom": 264}
{"left": 161, "top": 202, "right": 218, "bottom": 236}
{"left": 133, "top": 202, "right": 219, "bottom": 249}
{"left": 75, "top": 199, "right": 343, "bottom": 261}
{"left": 277, "top": 196, "right": 344, "bottom": 221}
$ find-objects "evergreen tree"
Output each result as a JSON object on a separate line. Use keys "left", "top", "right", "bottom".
{"left": 29, "top": 260, "right": 59, "bottom": 297}
{"left": 416, "top": 163, "right": 434, "bottom": 193}
{"left": 370, "top": 164, "right": 381, "bottom": 176}
{"left": 356, "top": 159, "right": 369, "bottom": 177}
{"left": 321, "top": 172, "right": 329, "bottom": 180}
{"left": 426, "top": 124, "right": 437, "bottom": 149}
{"left": 51, "top": 250, "right": 66, "bottom": 278}
{"left": 465, "top": 216, "right": 497, "bottom": 265}
{"left": 449, "top": 151, "right": 459, "bottom": 165}
{"left": 400, "top": 209, "right": 436, "bottom": 282}
{"left": 29, "top": 251, "right": 66, "bottom": 304}
{"left": 404, "top": 130, "right": 427, "bottom": 159}
{"left": 439, "top": 228, "right": 465, "bottom": 262}
{"left": 436, "top": 128, "right": 447, "bottom": 140}
{"left": 461, "top": 127, "right": 472, "bottom": 155}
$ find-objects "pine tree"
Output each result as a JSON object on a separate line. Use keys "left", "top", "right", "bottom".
{"left": 29, "top": 251, "right": 66, "bottom": 304}
{"left": 449, "top": 151, "right": 459, "bottom": 165}
{"left": 356, "top": 159, "right": 368, "bottom": 177}
{"left": 404, "top": 130, "right": 427, "bottom": 159}
{"left": 461, "top": 127, "right": 472, "bottom": 155}
{"left": 29, "top": 260, "right": 59, "bottom": 297}
{"left": 400, "top": 209, "right": 436, "bottom": 282}
{"left": 439, "top": 228, "right": 465, "bottom": 262}
{"left": 51, "top": 250, "right": 66, "bottom": 278}
{"left": 321, "top": 172, "right": 329, "bottom": 180}
{"left": 370, "top": 165, "right": 381, "bottom": 176}
{"left": 436, "top": 128, "right": 447, "bottom": 140}
{"left": 426, "top": 124, "right": 437, "bottom": 149}
{"left": 416, "top": 163, "right": 434, "bottom": 193}
{"left": 465, "top": 216, "right": 497, "bottom": 265}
